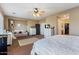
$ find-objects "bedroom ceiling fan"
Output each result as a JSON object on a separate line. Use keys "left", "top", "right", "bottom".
{"left": 32, "top": 8, "right": 45, "bottom": 17}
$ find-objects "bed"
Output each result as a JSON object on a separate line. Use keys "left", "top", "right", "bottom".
{"left": 31, "top": 35, "right": 79, "bottom": 55}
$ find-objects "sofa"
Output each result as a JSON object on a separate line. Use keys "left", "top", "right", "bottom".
{"left": 13, "top": 30, "right": 28, "bottom": 39}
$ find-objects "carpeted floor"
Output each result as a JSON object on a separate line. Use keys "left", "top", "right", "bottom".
{"left": 7, "top": 35, "right": 44, "bottom": 55}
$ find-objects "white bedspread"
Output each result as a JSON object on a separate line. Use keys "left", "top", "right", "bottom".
{"left": 31, "top": 35, "right": 79, "bottom": 55}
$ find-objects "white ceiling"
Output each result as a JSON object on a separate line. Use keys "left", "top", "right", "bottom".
{"left": 0, "top": 3, "right": 79, "bottom": 20}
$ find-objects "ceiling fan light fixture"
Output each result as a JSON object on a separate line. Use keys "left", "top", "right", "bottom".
{"left": 33, "top": 13, "right": 40, "bottom": 17}
{"left": 34, "top": 8, "right": 38, "bottom": 13}
{"left": 32, "top": 8, "right": 44, "bottom": 17}
{"left": 33, "top": 13, "right": 36, "bottom": 16}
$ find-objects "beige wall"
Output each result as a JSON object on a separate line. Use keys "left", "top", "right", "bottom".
{"left": 65, "top": 6, "right": 79, "bottom": 35}
{"left": 14, "top": 20, "right": 39, "bottom": 32}
{"left": 4, "top": 6, "right": 79, "bottom": 35}
{"left": 27, "top": 20, "right": 39, "bottom": 27}
{"left": 39, "top": 19, "right": 46, "bottom": 24}
{"left": 45, "top": 15, "right": 58, "bottom": 34}
{"left": 4, "top": 16, "right": 39, "bottom": 32}
{"left": 4, "top": 16, "right": 28, "bottom": 31}
{"left": 55, "top": 6, "right": 79, "bottom": 35}
{"left": 39, "top": 6, "right": 79, "bottom": 35}
{"left": 4, "top": 16, "right": 9, "bottom": 30}
{"left": 14, "top": 20, "right": 27, "bottom": 31}
{"left": 27, "top": 20, "right": 39, "bottom": 32}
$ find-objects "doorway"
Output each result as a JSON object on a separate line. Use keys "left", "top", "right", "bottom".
{"left": 35, "top": 24, "right": 40, "bottom": 35}
{"left": 64, "top": 23, "right": 69, "bottom": 34}
{"left": 57, "top": 14, "right": 70, "bottom": 35}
